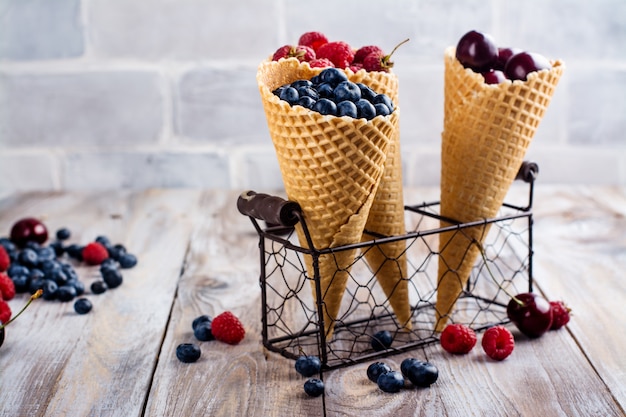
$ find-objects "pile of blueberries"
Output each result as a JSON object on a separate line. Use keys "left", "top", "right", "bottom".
{"left": 273, "top": 68, "right": 395, "bottom": 120}
{"left": 0, "top": 228, "right": 137, "bottom": 314}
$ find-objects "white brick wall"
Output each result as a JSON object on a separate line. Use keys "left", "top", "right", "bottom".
{"left": 1, "top": 0, "right": 625, "bottom": 192}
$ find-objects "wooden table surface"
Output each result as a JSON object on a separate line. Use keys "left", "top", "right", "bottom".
{"left": 0, "top": 186, "right": 624, "bottom": 417}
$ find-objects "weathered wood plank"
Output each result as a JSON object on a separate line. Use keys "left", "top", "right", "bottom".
{"left": 0, "top": 190, "right": 203, "bottom": 417}
{"left": 147, "top": 186, "right": 624, "bottom": 417}
{"left": 532, "top": 186, "right": 626, "bottom": 412}
{"left": 144, "top": 190, "right": 326, "bottom": 417}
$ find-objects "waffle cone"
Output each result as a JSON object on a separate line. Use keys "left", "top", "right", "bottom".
{"left": 350, "top": 69, "right": 411, "bottom": 330}
{"left": 435, "top": 47, "right": 564, "bottom": 331}
{"left": 257, "top": 58, "right": 400, "bottom": 338}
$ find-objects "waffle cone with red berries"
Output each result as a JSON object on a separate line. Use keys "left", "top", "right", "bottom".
{"left": 257, "top": 58, "right": 401, "bottom": 338}
{"left": 436, "top": 47, "right": 564, "bottom": 332}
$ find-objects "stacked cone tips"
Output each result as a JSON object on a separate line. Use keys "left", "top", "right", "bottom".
{"left": 348, "top": 69, "right": 411, "bottom": 331}
{"left": 257, "top": 58, "right": 400, "bottom": 338}
{"left": 435, "top": 47, "right": 564, "bottom": 332}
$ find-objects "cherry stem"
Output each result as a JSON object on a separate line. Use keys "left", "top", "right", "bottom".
{"left": 475, "top": 241, "right": 523, "bottom": 306}
{"left": 388, "top": 38, "right": 410, "bottom": 59}
{"left": 0, "top": 289, "right": 43, "bottom": 329}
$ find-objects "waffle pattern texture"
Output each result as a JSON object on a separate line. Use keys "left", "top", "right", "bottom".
{"left": 435, "top": 47, "right": 564, "bottom": 331}
{"left": 257, "top": 58, "right": 401, "bottom": 338}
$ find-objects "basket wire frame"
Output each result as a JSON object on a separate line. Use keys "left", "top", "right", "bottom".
{"left": 243, "top": 164, "right": 536, "bottom": 371}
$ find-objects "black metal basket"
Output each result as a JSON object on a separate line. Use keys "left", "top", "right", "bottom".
{"left": 237, "top": 161, "right": 538, "bottom": 371}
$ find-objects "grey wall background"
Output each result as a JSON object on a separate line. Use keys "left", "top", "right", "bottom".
{"left": 1, "top": 0, "right": 625, "bottom": 192}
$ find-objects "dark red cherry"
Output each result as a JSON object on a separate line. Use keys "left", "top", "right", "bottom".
{"left": 455, "top": 30, "right": 498, "bottom": 72}
{"left": 507, "top": 292, "right": 553, "bottom": 338}
{"left": 482, "top": 69, "right": 507, "bottom": 85}
{"left": 504, "top": 51, "right": 551, "bottom": 81}
{"left": 494, "top": 47, "right": 522, "bottom": 71}
{"left": 10, "top": 217, "right": 48, "bottom": 248}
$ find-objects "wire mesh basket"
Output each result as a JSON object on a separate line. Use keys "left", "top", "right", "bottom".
{"left": 237, "top": 161, "right": 538, "bottom": 371}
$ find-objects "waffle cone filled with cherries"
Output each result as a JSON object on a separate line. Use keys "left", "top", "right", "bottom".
{"left": 436, "top": 39, "right": 564, "bottom": 331}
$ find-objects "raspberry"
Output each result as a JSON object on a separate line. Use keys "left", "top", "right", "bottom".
{"left": 550, "top": 301, "right": 571, "bottom": 330}
{"left": 440, "top": 323, "right": 477, "bottom": 354}
{"left": 0, "top": 245, "right": 10, "bottom": 272}
{"left": 298, "top": 31, "right": 328, "bottom": 52}
{"left": 353, "top": 45, "right": 383, "bottom": 64}
{"left": 82, "top": 242, "right": 109, "bottom": 266}
{"left": 0, "top": 273, "right": 16, "bottom": 301}
{"left": 482, "top": 326, "right": 515, "bottom": 361}
{"left": 0, "top": 299, "right": 11, "bottom": 324}
{"left": 272, "top": 45, "right": 315, "bottom": 63}
{"left": 309, "top": 58, "right": 334, "bottom": 68}
{"left": 211, "top": 311, "right": 245, "bottom": 345}
{"left": 362, "top": 38, "right": 410, "bottom": 73}
{"left": 316, "top": 41, "right": 354, "bottom": 69}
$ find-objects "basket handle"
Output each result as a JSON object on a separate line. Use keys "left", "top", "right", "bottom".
{"left": 516, "top": 161, "right": 539, "bottom": 183}
{"left": 237, "top": 190, "right": 301, "bottom": 227}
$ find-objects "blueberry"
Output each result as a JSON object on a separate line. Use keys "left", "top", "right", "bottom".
{"left": 356, "top": 83, "right": 376, "bottom": 101}
{"left": 297, "top": 96, "right": 316, "bottom": 109}
{"left": 118, "top": 253, "right": 137, "bottom": 269}
{"left": 312, "top": 98, "right": 337, "bottom": 116}
{"left": 295, "top": 355, "right": 322, "bottom": 377}
{"left": 272, "top": 86, "right": 286, "bottom": 97}
{"left": 355, "top": 99, "right": 377, "bottom": 120}
{"left": 377, "top": 371, "right": 405, "bottom": 393}
{"left": 12, "top": 274, "right": 31, "bottom": 293}
{"left": 290, "top": 79, "right": 313, "bottom": 89}
{"left": 24, "top": 241, "right": 41, "bottom": 251}
{"left": 95, "top": 236, "right": 112, "bottom": 249}
{"left": 194, "top": 322, "right": 214, "bottom": 341}
{"left": 90, "top": 280, "right": 107, "bottom": 294}
{"left": 65, "top": 244, "right": 84, "bottom": 261}
{"left": 74, "top": 298, "right": 92, "bottom": 315}
{"left": 367, "top": 361, "right": 392, "bottom": 383}
{"left": 67, "top": 279, "right": 85, "bottom": 296}
{"left": 296, "top": 86, "right": 319, "bottom": 101}
{"left": 192, "top": 315, "right": 212, "bottom": 331}
{"left": 18, "top": 248, "right": 38, "bottom": 268}
{"left": 56, "top": 285, "right": 78, "bottom": 302}
{"left": 0, "top": 238, "right": 16, "bottom": 253}
{"left": 36, "top": 246, "right": 56, "bottom": 263}
{"left": 41, "top": 279, "right": 59, "bottom": 300}
{"left": 279, "top": 86, "right": 300, "bottom": 105}
{"left": 176, "top": 343, "right": 201, "bottom": 363}
{"left": 100, "top": 258, "right": 118, "bottom": 271}
{"left": 404, "top": 361, "right": 438, "bottom": 387}
{"left": 102, "top": 268, "right": 123, "bottom": 289}
{"left": 61, "top": 263, "right": 79, "bottom": 281}
{"left": 316, "top": 83, "right": 335, "bottom": 99}
{"left": 51, "top": 269, "right": 69, "bottom": 286}
{"left": 303, "top": 378, "right": 324, "bottom": 397}
{"left": 337, "top": 101, "right": 358, "bottom": 118}
{"left": 400, "top": 358, "right": 423, "bottom": 378}
{"left": 56, "top": 228, "right": 71, "bottom": 241}
{"left": 49, "top": 241, "right": 65, "bottom": 257}
{"left": 371, "top": 330, "right": 393, "bottom": 351}
{"left": 333, "top": 81, "right": 361, "bottom": 103}
{"left": 374, "top": 103, "right": 391, "bottom": 116}
{"left": 319, "top": 68, "right": 348, "bottom": 86}
{"left": 29, "top": 277, "right": 45, "bottom": 294}
{"left": 373, "top": 94, "right": 394, "bottom": 112}
{"left": 7, "top": 264, "right": 30, "bottom": 279}
{"left": 108, "top": 244, "right": 126, "bottom": 261}
{"left": 39, "top": 258, "right": 56, "bottom": 272}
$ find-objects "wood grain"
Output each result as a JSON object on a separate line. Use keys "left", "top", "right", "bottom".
{"left": 1, "top": 187, "right": 624, "bottom": 417}
{"left": 0, "top": 190, "right": 204, "bottom": 417}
